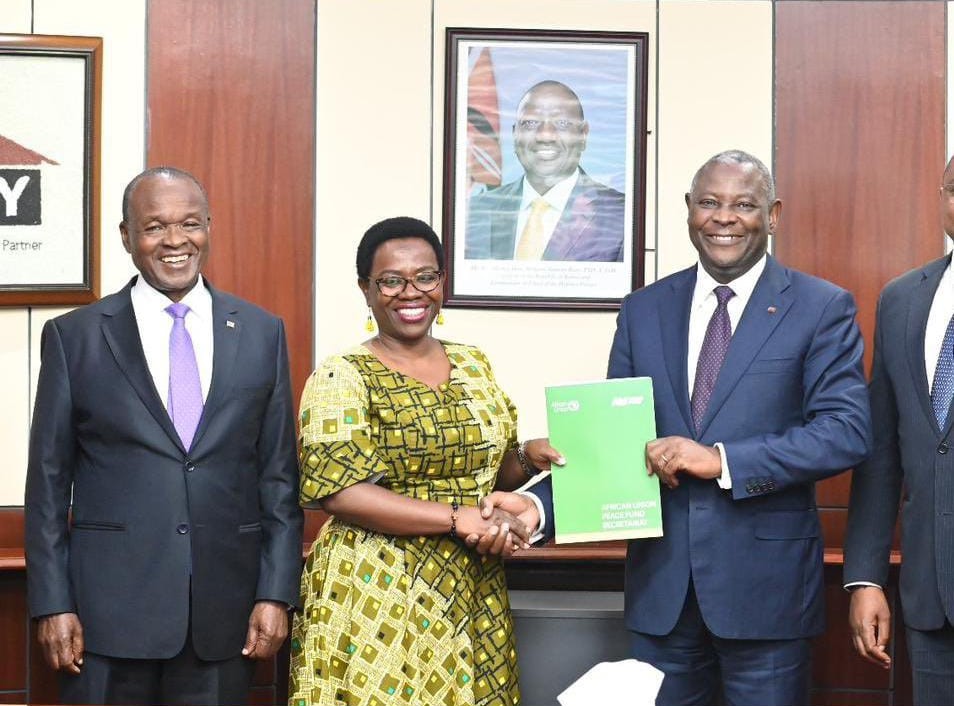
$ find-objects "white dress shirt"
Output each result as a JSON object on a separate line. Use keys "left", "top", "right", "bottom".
{"left": 925, "top": 259, "right": 954, "bottom": 390}
{"left": 511, "top": 169, "right": 581, "bottom": 258}
{"left": 689, "top": 256, "right": 767, "bottom": 490}
{"left": 130, "top": 275, "right": 214, "bottom": 408}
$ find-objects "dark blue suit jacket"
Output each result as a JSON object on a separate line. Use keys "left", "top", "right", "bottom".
{"left": 464, "top": 170, "right": 625, "bottom": 262}
{"left": 845, "top": 254, "right": 954, "bottom": 630}
{"left": 25, "top": 278, "right": 303, "bottom": 660}
{"left": 531, "top": 256, "right": 871, "bottom": 639}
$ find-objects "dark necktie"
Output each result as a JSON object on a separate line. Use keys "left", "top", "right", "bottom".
{"left": 166, "top": 302, "right": 203, "bottom": 449}
{"left": 931, "top": 312, "right": 954, "bottom": 427}
{"left": 691, "top": 285, "right": 735, "bottom": 432}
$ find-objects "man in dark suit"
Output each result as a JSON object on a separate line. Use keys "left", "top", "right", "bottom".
{"left": 25, "top": 167, "right": 303, "bottom": 705}
{"left": 844, "top": 156, "right": 954, "bottom": 705}
{"left": 474, "top": 151, "right": 871, "bottom": 705}
{"left": 464, "top": 80, "right": 625, "bottom": 262}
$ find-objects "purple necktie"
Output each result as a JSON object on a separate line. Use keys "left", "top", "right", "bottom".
{"left": 691, "top": 285, "right": 735, "bottom": 433}
{"left": 166, "top": 302, "right": 203, "bottom": 449}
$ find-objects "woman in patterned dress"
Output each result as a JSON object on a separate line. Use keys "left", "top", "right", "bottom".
{"left": 289, "top": 217, "right": 562, "bottom": 706}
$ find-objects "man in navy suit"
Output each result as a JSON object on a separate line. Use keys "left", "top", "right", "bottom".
{"left": 25, "top": 167, "right": 303, "bottom": 705}
{"left": 473, "top": 151, "right": 871, "bottom": 705}
{"left": 464, "top": 80, "right": 625, "bottom": 262}
{"left": 844, "top": 156, "right": 954, "bottom": 705}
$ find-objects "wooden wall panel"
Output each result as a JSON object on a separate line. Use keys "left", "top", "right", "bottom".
{"left": 147, "top": 0, "right": 316, "bottom": 399}
{"left": 775, "top": 1, "right": 946, "bottom": 369}
{"left": 775, "top": 4, "right": 944, "bottom": 704}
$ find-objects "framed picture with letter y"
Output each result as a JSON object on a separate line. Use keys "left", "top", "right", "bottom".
{"left": 441, "top": 28, "right": 648, "bottom": 310}
{"left": 0, "top": 33, "right": 102, "bottom": 306}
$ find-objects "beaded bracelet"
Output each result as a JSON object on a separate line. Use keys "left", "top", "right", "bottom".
{"left": 515, "top": 441, "right": 540, "bottom": 479}
{"left": 449, "top": 500, "right": 460, "bottom": 536}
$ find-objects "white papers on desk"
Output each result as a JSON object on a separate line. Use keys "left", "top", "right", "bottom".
{"left": 557, "top": 659, "right": 664, "bottom": 706}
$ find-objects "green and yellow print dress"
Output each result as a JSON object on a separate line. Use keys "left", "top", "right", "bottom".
{"left": 289, "top": 343, "right": 521, "bottom": 706}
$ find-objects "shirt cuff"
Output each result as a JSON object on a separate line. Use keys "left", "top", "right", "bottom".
{"left": 714, "top": 442, "right": 732, "bottom": 490}
{"left": 517, "top": 489, "right": 547, "bottom": 545}
{"left": 844, "top": 581, "right": 882, "bottom": 592}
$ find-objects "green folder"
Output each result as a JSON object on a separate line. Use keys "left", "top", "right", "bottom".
{"left": 545, "top": 377, "right": 663, "bottom": 544}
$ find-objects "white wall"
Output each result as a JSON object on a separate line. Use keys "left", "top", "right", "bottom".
{"left": 314, "top": 0, "right": 774, "bottom": 437}
{"left": 0, "top": 0, "right": 775, "bottom": 504}
{"left": 0, "top": 0, "right": 145, "bottom": 504}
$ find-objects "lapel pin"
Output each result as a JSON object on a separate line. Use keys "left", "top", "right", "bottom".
{"left": 767, "top": 306, "right": 777, "bottom": 314}
{"left": 226, "top": 320, "right": 236, "bottom": 328}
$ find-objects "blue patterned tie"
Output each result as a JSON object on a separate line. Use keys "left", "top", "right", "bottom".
{"left": 691, "top": 285, "right": 735, "bottom": 433}
{"left": 166, "top": 302, "right": 203, "bottom": 449}
{"left": 932, "top": 313, "right": 954, "bottom": 427}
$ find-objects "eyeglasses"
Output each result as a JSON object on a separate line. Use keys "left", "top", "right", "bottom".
{"left": 374, "top": 270, "right": 443, "bottom": 297}
{"left": 516, "top": 118, "right": 584, "bottom": 133}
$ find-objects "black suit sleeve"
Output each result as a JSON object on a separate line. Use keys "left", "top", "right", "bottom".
{"left": 25, "top": 320, "right": 78, "bottom": 617}
{"left": 844, "top": 292, "right": 903, "bottom": 587}
{"left": 254, "top": 319, "right": 304, "bottom": 608}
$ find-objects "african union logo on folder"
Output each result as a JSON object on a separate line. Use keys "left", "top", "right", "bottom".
{"left": 545, "top": 377, "right": 663, "bottom": 544}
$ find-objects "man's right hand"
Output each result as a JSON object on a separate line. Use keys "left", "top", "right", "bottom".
{"left": 848, "top": 586, "right": 892, "bottom": 669}
{"left": 37, "top": 612, "right": 84, "bottom": 674}
{"left": 464, "top": 492, "right": 541, "bottom": 556}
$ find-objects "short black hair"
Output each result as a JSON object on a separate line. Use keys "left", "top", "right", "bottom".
{"left": 517, "top": 80, "right": 586, "bottom": 121}
{"left": 356, "top": 217, "right": 443, "bottom": 279}
{"left": 121, "top": 166, "right": 209, "bottom": 223}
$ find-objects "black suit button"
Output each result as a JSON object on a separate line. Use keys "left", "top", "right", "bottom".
{"left": 185, "top": 463, "right": 196, "bottom": 472}
{"left": 940, "top": 443, "right": 949, "bottom": 455}
{"left": 176, "top": 523, "right": 190, "bottom": 534}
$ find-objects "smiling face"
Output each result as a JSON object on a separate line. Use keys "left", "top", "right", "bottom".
{"left": 359, "top": 236, "right": 443, "bottom": 345}
{"left": 686, "top": 161, "right": 781, "bottom": 284}
{"left": 120, "top": 174, "right": 211, "bottom": 301}
{"left": 512, "top": 82, "right": 589, "bottom": 195}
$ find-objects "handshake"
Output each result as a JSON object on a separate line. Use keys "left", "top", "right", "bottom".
{"left": 457, "top": 437, "right": 564, "bottom": 557}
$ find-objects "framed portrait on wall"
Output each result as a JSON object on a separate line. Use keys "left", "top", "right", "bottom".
{"left": 441, "top": 28, "right": 648, "bottom": 310}
{"left": 0, "top": 33, "right": 101, "bottom": 306}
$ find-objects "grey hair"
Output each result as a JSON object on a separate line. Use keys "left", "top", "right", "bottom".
{"left": 689, "top": 150, "right": 776, "bottom": 202}
{"left": 121, "top": 166, "right": 209, "bottom": 222}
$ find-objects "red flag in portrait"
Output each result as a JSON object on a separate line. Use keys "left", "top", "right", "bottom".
{"left": 466, "top": 48, "right": 501, "bottom": 191}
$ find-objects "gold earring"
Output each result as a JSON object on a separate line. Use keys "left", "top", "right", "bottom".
{"left": 436, "top": 310, "right": 445, "bottom": 326}
{"left": 365, "top": 308, "right": 375, "bottom": 332}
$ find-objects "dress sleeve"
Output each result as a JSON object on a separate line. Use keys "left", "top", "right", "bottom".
{"left": 298, "top": 354, "right": 390, "bottom": 504}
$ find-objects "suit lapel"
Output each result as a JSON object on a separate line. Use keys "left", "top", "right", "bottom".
{"left": 490, "top": 183, "right": 521, "bottom": 258}
{"left": 543, "top": 174, "right": 596, "bottom": 260}
{"left": 696, "top": 257, "right": 792, "bottom": 436}
{"left": 100, "top": 282, "right": 184, "bottom": 450}
{"left": 190, "top": 288, "right": 241, "bottom": 450}
{"left": 662, "top": 269, "right": 696, "bottom": 432}
{"left": 907, "top": 256, "right": 949, "bottom": 435}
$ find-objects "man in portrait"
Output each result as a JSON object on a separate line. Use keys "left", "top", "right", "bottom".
{"left": 25, "top": 167, "right": 303, "bottom": 705}
{"left": 464, "top": 79, "right": 625, "bottom": 263}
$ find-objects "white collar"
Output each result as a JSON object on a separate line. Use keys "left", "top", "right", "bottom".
{"left": 518, "top": 169, "right": 581, "bottom": 212}
{"left": 131, "top": 274, "right": 213, "bottom": 320}
{"left": 692, "top": 254, "right": 767, "bottom": 307}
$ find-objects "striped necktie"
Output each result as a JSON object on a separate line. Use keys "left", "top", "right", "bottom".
{"left": 691, "top": 286, "right": 735, "bottom": 432}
